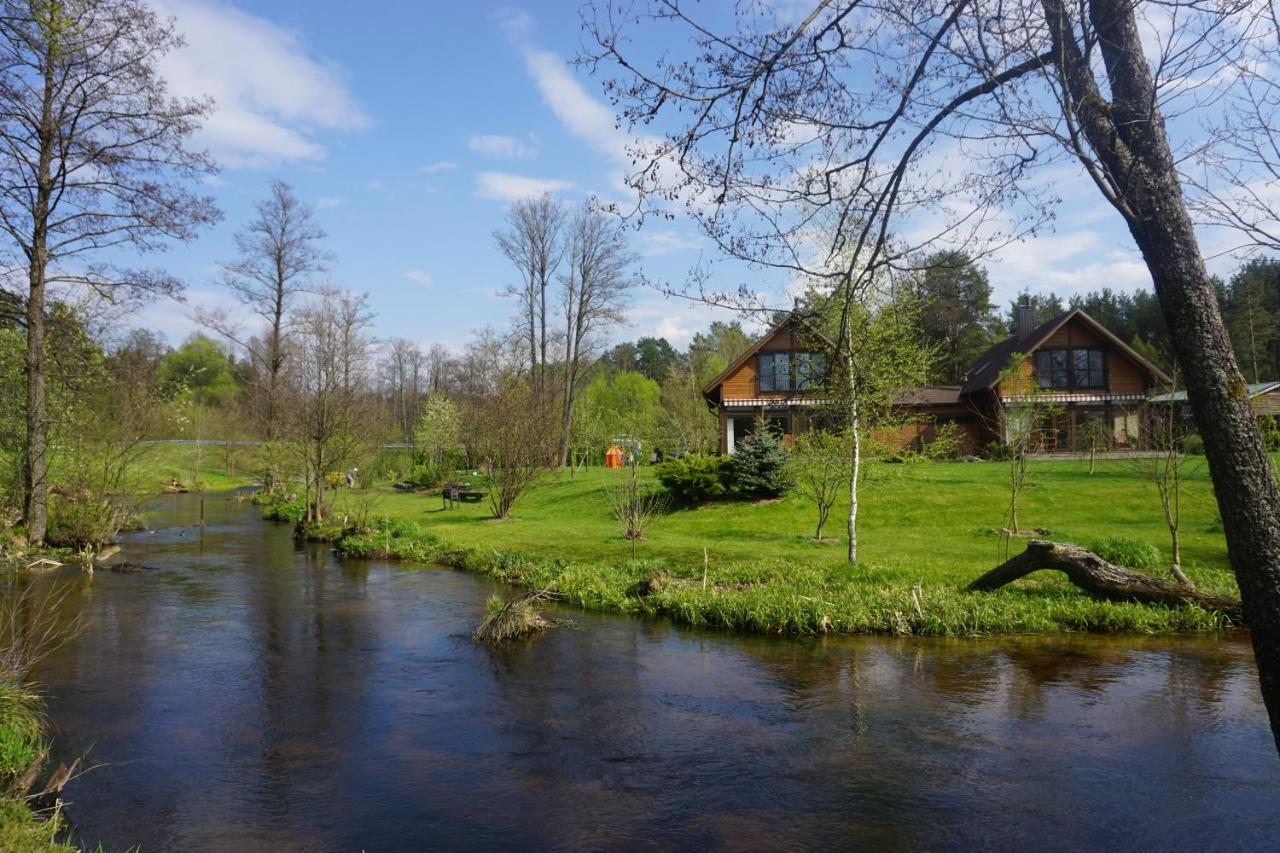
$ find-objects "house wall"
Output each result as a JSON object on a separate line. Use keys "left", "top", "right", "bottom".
{"left": 719, "top": 324, "right": 809, "bottom": 400}
{"left": 998, "top": 316, "right": 1150, "bottom": 398}
{"left": 1254, "top": 389, "right": 1280, "bottom": 417}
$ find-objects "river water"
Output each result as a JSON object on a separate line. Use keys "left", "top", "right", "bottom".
{"left": 23, "top": 492, "right": 1280, "bottom": 850}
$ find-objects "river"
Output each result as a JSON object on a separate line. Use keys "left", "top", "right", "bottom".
{"left": 23, "top": 492, "right": 1280, "bottom": 850}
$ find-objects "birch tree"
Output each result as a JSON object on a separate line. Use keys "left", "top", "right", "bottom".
{"left": 0, "top": 0, "right": 219, "bottom": 544}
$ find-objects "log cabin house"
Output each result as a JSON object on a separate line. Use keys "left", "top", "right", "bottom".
{"left": 701, "top": 302, "right": 1171, "bottom": 455}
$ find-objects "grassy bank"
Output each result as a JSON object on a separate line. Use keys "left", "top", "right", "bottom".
{"left": 131, "top": 441, "right": 262, "bottom": 493}
{"left": 0, "top": 675, "right": 73, "bottom": 852}
{"left": 286, "top": 458, "right": 1242, "bottom": 636}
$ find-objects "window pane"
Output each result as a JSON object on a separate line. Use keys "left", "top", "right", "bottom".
{"left": 1050, "top": 350, "right": 1068, "bottom": 388}
{"left": 1072, "top": 349, "right": 1089, "bottom": 380}
{"left": 795, "top": 353, "right": 824, "bottom": 390}
{"left": 759, "top": 354, "right": 774, "bottom": 392}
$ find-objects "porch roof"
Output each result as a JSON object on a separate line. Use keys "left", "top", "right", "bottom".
{"left": 1000, "top": 392, "right": 1148, "bottom": 404}
{"left": 721, "top": 397, "right": 830, "bottom": 409}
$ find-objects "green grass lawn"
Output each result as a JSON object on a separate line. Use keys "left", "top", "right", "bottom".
{"left": 310, "top": 456, "right": 1244, "bottom": 637}
{"left": 130, "top": 441, "right": 262, "bottom": 493}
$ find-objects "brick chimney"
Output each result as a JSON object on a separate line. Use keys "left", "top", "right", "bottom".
{"left": 1016, "top": 297, "right": 1035, "bottom": 341}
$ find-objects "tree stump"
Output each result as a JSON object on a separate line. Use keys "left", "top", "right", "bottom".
{"left": 967, "top": 540, "right": 1244, "bottom": 622}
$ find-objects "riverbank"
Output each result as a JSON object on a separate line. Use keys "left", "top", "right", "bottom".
{"left": 0, "top": 671, "right": 73, "bottom": 851}
{"left": 276, "top": 460, "right": 1241, "bottom": 636}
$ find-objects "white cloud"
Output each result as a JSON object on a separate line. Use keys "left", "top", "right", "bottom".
{"left": 418, "top": 160, "right": 458, "bottom": 174}
{"left": 474, "top": 171, "right": 573, "bottom": 201}
{"left": 403, "top": 270, "right": 432, "bottom": 288}
{"left": 640, "top": 230, "right": 704, "bottom": 257}
{"left": 467, "top": 134, "right": 537, "bottom": 159}
{"left": 153, "top": 0, "right": 370, "bottom": 168}
{"left": 986, "top": 228, "right": 1153, "bottom": 301}
{"left": 315, "top": 196, "right": 343, "bottom": 208}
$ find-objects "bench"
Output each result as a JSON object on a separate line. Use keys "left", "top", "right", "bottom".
{"left": 442, "top": 484, "right": 488, "bottom": 508}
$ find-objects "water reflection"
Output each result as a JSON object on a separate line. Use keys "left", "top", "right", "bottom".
{"left": 15, "top": 493, "right": 1279, "bottom": 851}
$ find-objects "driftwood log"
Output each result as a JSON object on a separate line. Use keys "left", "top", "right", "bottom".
{"left": 967, "top": 540, "right": 1244, "bottom": 623}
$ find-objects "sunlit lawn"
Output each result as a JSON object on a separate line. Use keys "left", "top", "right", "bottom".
{"left": 339, "top": 457, "right": 1239, "bottom": 597}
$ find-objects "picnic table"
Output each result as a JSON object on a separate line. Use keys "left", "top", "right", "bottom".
{"left": 442, "top": 482, "right": 488, "bottom": 509}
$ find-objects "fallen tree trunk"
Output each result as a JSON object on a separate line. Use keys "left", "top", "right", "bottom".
{"left": 967, "top": 540, "right": 1244, "bottom": 623}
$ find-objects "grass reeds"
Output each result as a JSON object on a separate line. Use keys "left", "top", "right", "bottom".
{"left": 472, "top": 590, "right": 555, "bottom": 644}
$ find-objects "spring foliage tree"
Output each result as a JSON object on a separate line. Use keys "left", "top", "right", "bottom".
{"left": 791, "top": 429, "right": 852, "bottom": 541}
{"left": 807, "top": 288, "right": 931, "bottom": 563}
{"left": 0, "top": 0, "right": 220, "bottom": 544}
{"left": 413, "top": 393, "right": 461, "bottom": 467}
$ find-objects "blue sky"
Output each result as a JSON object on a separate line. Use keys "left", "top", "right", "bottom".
{"left": 131, "top": 0, "right": 1211, "bottom": 352}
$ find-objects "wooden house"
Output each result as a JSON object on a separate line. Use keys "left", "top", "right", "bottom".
{"left": 701, "top": 303, "right": 1171, "bottom": 454}
{"left": 1151, "top": 380, "right": 1280, "bottom": 422}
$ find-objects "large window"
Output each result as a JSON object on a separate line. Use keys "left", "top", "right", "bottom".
{"left": 1035, "top": 348, "right": 1106, "bottom": 390}
{"left": 759, "top": 352, "right": 791, "bottom": 392}
{"left": 759, "top": 351, "right": 826, "bottom": 392}
{"left": 795, "top": 352, "right": 826, "bottom": 390}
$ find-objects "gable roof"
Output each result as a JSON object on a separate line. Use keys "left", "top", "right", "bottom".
{"left": 700, "top": 313, "right": 830, "bottom": 399}
{"left": 959, "top": 308, "right": 1171, "bottom": 393}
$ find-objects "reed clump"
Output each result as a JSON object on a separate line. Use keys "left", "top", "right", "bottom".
{"left": 472, "top": 590, "right": 556, "bottom": 644}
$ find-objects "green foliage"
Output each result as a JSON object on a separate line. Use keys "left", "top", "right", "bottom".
{"left": 913, "top": 250, "right": 1003, "bottom": 384}
{"left": 1182, "top": 433, "right": 1206, "bottom": 455}
{"left": 158, "top": 334, "right": 239, "bottom": 407}
{"left": 258, "top": 492, "right": 306, "bottom": 524}
{"left": 790, "top": 430, "right": 851, "bottom": 539}
{"left": 0, "top": 676, "right": 43, "bottom": 780}
{"left": 409, "top": 462, "right": 448, "bottom": 488}
{"left": 0, "top": 799, "right": 73, "bottom": 853}
{"left": 46, "top": 492, "right": 135, "bottom": 549}
{"left": 1258, "top": 416, "right": 1280, "bottom": 452}
{"left": 922, "top": 421, "right": 964, "bottom": 461}
{"left": 654, "top": 453, "right": 728, "bottom": 503}
{"left": 1089, "top": 536, "right": 1162, "bottom": 572}
{"left": 413, "top": 393, "right": 461, "bottom": 466}
{"left": 576, "top": 371, "right": 663, "bottom": 451}
{"left": 726, "top": 419, "right": 793, "bottom": 498}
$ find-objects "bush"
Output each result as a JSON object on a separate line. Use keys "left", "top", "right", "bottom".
{"left": 46, "top": 492, "right": 133, "bottom": 549}
{"left": 1181, "top": 433, "right": 1205, "bottom": 455}
{"left": 726, "top": 420, "right": 793, "bottom": 498}
{"left": 655, "top": 453, "right": 728, "bottom": 503}
{"left": 1259, "top": 416, "right": 1280, "bottom": 452}
{"left": 409, "top": 462, "right": 448, "bottom": 489}
{"left": 922, "top": 421, "right": 964, "bottom": 461}
{"left": 1089, "top": 536, "right": 1161, "bottom": 572}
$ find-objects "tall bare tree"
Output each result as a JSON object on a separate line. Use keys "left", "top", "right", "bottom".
{"left": 381, "top": 337, "right": 425, "bottom": 443}
{"left": 200, "top": 180, "right": 329, "bottom": 457}
{"left": 285, "top": 287, "right": 373, "bottom": 524}
{"left": 558, "top": 201, "right": 635, "bottom": 464}
{"left": 494, "top": 193, "right": 566, "bottom": 388}
{"left": 0, "top": 0, "right": 219, "bottom": 545}
{"left": 587, "top": 0, "right": 1280, "bottom": 749}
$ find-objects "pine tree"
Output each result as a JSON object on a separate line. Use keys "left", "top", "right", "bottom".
{"left": 727, "top": 417, "right": 793, "bottom": 498}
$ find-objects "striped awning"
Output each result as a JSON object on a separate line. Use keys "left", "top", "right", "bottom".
{"left": 1000, "top": 393, "right": 1146, "bottom": 404}
{"left": 722, "top": 398, "right": 831, "bottom": 409}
